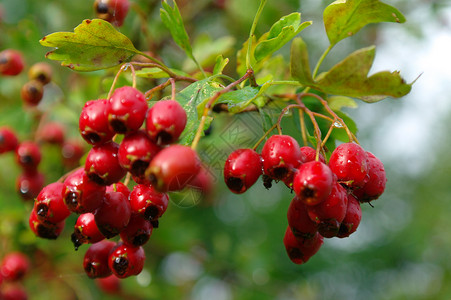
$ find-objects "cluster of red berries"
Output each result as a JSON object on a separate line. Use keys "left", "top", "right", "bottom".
{"left": 224, "top": 135, "right": 387, "bottom": 265}
{"left": 29, "top": 85, "right": 204, "bottom": 280}
{"left": 94, "top": 0, "right": 130, "bottom": 27}
{"left": 0, "top": 252, "right": 30, "bottom": 300}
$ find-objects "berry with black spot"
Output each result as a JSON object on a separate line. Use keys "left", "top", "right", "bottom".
{"left": 129, "top": 184, "right": 169, "bottom": 221}
{"left": 16, "top": 170, "right": 45, "bottom": 201}
{"left": 71, "top": 213, "right": 105, "bottom": 250}
{"left": 28, "top": 62, "right": 52, "bottom": 85}
{"left": 337, "top": 194, "right": 362, "bottom": 238}
{"left": 83, "top": 240, "right": 116, "bottom": 279}
{"left": 15, "top": 141, "right": 41, "bottom": 172}
{"left": 94, "top": 191, "right": 131, "bottom": 238}
{"left": 29, "top": 210, "right": 65, "bottom": 240}
{"left": 94, "top": 0, "right": 130, "bottom": 27}
{"left": 223, "top": 148, "right": 262, "bottom": 194}
{"left": 108, "top": 242, "right": 145, "bottom": 278}
{"left": 21, "top": 80, "right": 44, "bottom": 106}
{"left": 34, "top": 182, "right": 71, "bottom": 224}
{"left": 0, "top": 252, "right": 30, "bottom": 282}
{"left": 353, "top": 151, "right": 387, "bottom": 203}
{"left": 287, "top": 196, "right": 318, "bottom": 241}
{"left": 0, "top": 49, "right": 24, "bottom": 76}
{"left": 283, "top": 226, "right": 323, "bottom": 265}
{"left": 0, "top": 127, "right": 18, "bottom": 154}
{"left": 85, "top": 141, "right": 126, "bottom": 186}
{"left": 120, "top": 214, "right": 153, "bottom": 247}
{"left": 79, "top": 99, "right": 115, "bottom": 145}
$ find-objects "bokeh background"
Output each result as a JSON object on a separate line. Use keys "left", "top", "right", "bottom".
{"left": 1, "top": 0, "right": 450, "bottom": 299}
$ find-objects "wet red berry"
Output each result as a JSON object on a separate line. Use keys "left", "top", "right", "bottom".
{"left": 120, "top": 214, "right": 153, "bottom": 247}
{"left": 287, "top": 196, "right": 318, "bottom": 240}
{"left": 329, "top": 142, "right": 369, "bottom": 188}
{"left": 34, "top": 182, "right": 71, "bottom": 224}
{"left": 129, "top": 184, "right": 169, "bottom": 221}
{"left": 79, "top": 99, "right": 115, "bottom": 145}
{"left": 337, "top": 194, "right": 362, "bottom": 238}
{"left": 94, "top": 191, "right": 131, "bottom": 238}
{"left": 108, "top": 242, "right": 145, "bottom": 278}
{"left": 29, "top": 209, "right": 65, "bottom": 240}
{"left": 223, "top": 148, "right": 262, "bottom": 194}
{"left": 71, "top": 213, "right": 105, "bottom": 250}
{"left": 300, "top": 146, "right": 326, "bottom": 163}
{"left": 105, "top": 182, "right": 130, "bottom": 198}
{"left": 283, "top": 227, "right": 323, "bottom": 265}
{"left": 353, "top": 151, "right": 387, "bottom": 203}
{"left": 83, "top": 240, "right": 116, "bottom": 279}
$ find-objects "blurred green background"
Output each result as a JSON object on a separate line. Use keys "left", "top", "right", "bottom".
{"left": 1, "top": 0, "right": 451, "bottom": 299}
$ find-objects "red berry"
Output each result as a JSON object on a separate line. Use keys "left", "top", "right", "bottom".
{"left": 16, "top": 171, "right": 45, "bottom": 201}
{"left": 61, "top": 139, "right": 85, "bottom": 168}
{"left": 129, "top": 184, "right": 169, "bottom": 221}
{"left": 353, "top": 151, "right": 387, "bottom": 202}
{"left": 283, "top": 227, "right": 323, "bottom": 265}
{"left": 63, "top": 168, "right": 106, "bottom": 214}
{"left": 107, "top": 86, "right": 148, "bottom": 134}
{"left": 337, "top": 194, "right": 362, "bottom": 238}
{"left": 187, "top": 165, "right": 214, "bottom": 201}
{"left": 118, "top": 130, "right": 160, "bottom": 179}
{"left": 292, "top": 161, "right": 334, "bottom": 206}
{"left": 287, "top": 197, "right": 318, "bottom": 240}
{"left": 83, "top": 240, "right": 116, "bottom": 279}
{"left": 79, "top": 99, "right": 115, "bottom": 145}
{"left": 120, "top": 214, "right": 153, "bottom": 247}
{"left": 28, "top": 62, "right": 52, "bottom": 85}
{"left": 94, "top": 191, "right": 131, "bottom": 238}
{"left": 21, "top": 80, "right": 44, "bottom": 106}
{"left": 95, "top": 275, "right": 121, "bottom": 294}
{"left": 261, "top": 135, "right": 305, "bottom": 182}
{"left": 1, "top": 285, "right": 28, "bottom": 300}
{"left": 71, "top": 213, "right": 105, "bottom": 250}
{"left": 223, "top": 149, "right": 262, "bottom": 194}
{"left": 329, "top": 142, "right": 369, "bottom": 188}
{"left": 307, "top": 182, "right": 348, "bottom": 238}
{"left": 105, "top": 182, "right": 130, "bottom": 198}
{"left": 300, "top": 146, "right": 326, "bottom": 163}
{"left": 145, "top": 100, "right": 187, "bottom": 145}
{"left": 34, "top": 182, "right": 71, "bottom": 223}
{"left": 108, "top": 242, "right": 145, "bottom": 278}
{"left": 85, "top": 141, "right": 126, "bottom": 186}
{"left": 94, "top": 0, "right": 130, "bottom": 27}
{"left": 15, "top": 141, "right": 41, "bottom": 171}
{"left": 145, "top": 145, "right": 200, "bottom": 192}
{"left": 0, "top": 127, "right": 18, "bottom": 153}
{"left": 36, "top": 122, "right": 65, "bottom": 145}
{"left": 29, "top": 210, "right": 65, "bottom": 240}
{"left": 0, "top": 49, "right": 24, "bottom": 76}
{"left": 0, "top": 252, "right": 30, "bottom": 281}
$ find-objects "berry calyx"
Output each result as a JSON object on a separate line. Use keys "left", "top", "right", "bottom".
{"left": 79, "top": 99, "right": 115, "bottom": 145}
{"left": 129, "top": 184, "right": 169, "bottom": 221}
{"left": 34, "top": 182, "right": 71, "bottom": 223}
{"left": 120, "top": 214, "right": 153, "bottom": 247}
{"left": 71, "top": 213, "right": 105, "bottom": 250}
{"left": 223, "top": 148, "right": 262, "bottom": 194}
{"left": 29, "top": 210, "right": 65, "bottom": 240}
{"left": 108, "top": 242, "right": 145, "bottom": 278}
{"left": 83, "top": 240, "right": 116, "bottom": 279}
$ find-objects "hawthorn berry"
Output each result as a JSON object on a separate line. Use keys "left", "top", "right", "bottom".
{"left": 108, "top": 242, "right": 145, "bottom": 278}
{"left": 28, "top": 62, "right": 52, "bottom": 85}
{"left": 300, "top": 146, "right": 326, "bottom": 163}
{"left": 15, "top": 141, "right": 41, "bottom": 171}
{"left": 94, "top": 0, "right": 130, "bottom": 27}
{"left": 79, "top": 99, "right": 115, "bottom": 145}
{"left": 36, "top": 122, "right": 65, "bottom": 145}
{"left": 129, "top": 184, "right": 169, "bottom": 221}
{"left": 84, "top": 141, "right": 126, "bottom": 186}
{"left": 63, "top": 168, "right": 106, "bottom": 214}
{"left": 34, "top": 182, "right": 71, "bottom": 224}
{"left": 0, "top": 127, "right": 18, "bottom": 154}
{"left": 145, "top": 100, "right": 187, "bottom": 145}
{"left": 0, "top": 49, "right": 24, "bottom": 76}
{"left": 0, "top": 252, "right": 30, "bottom": 282}
{"left": 83, "top": 240, "right": 116, "bottom": 279}
{"left": 337, "top": 194, "right": 362, "bottom": 238}
{"left": 283, "top": 227, "right": 323, "bottom": 265}
{"left": 329, "top": 142, "right": 369, "bottom": 188}
{"left": 29, "top": 209, "right": 65, "bottom": 240}
{"left": 118, "top": 130, "right": 160, "bottom": 179}
{"left": 71, "top": 213, "right": 105, "bottom": 250}
{"left": 107, "top": 86, "right": 148, "bottom": 134}
{"left": 287, "top": 196, "right": 318, "bottom": 241}
{"left": 223, "top": 148, "right": 262, "bottom": 194}
{"left": 61, "top": 139, "right": 85, "bottom": 168}
{"left": 353, "top": 151, "right": 387, "bottom": 202}
{"left": 16, "top": 170, "right": 45, "bottom": 201}
{"left": 105, "top": 182, "right": 130, "bottom": 198}
{"left": 94, "top": 191, "right": 131, "bottom": 238}
{"left": 120, "top": 214, "right": 153, "bottom": 247}
{"left": 261, "top": 135, "right": 305, "bottom": 183}
{"left": 292, "top": 161, "right": 334, "bottom": 206}
{"left": 145, "top": 144, "right": 201, "bottom": 192}
{"left": 187, "top": 165, "right": 214, "bottom": 202}
{"left": 21, "top": 80, "right": 44, "bottom": 106}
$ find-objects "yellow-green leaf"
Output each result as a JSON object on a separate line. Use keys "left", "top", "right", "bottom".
{"left": 290, "top": 37, "right": 313, "bottom": 84}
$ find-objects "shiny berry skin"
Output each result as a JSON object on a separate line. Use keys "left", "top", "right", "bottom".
{"left": 29, "top": 210, "right": 65, "bottom": 240}
{"left": 85, "top": 142, "right": 126, "bottom": 186}
{"left": 83, "top": 240, "right": 116, "bottom": 279}
{"left": 107, "top": 86, "right": 148, "bottom": 134}
{"left": 145, "top": 145, "right": 200, "bottom": 192}
{"left": 21, "top": 80, "right": 44, "bottom": 106}
{"left": 120, "top": 214, "right": 153, "bottom": 247}
{"left": 16, "top": 170, "right": 45, "bottom": 201}
{"left": 0, "top": 127, "right": 18, "bottom": 154}
{"left": 71, "top": 213, "right": 105, "bottom": 250}
{"left": 105, "top": 182, "right": 130, "bottom": 198}
{"left": 300, "top": 146, "right": 326, "bottom": 163}
{"left": 329, "top": 142, "right": 369, "bottom": 188}
{"left": 94, "top": 191, "right": 131, "bottom": 238}
{"left": 118, "top": 130, "right": 160, "bottom": 179}
{"left": 223, "top": 149, "right": 262, "bottom": 194}
{"left": 287, "top": 197, "right": 318, "bottom": 240}
{"left": 63, "top": 168, "right": 106, "bottom": 214}
{"left": 283, "top": 227, "right": 323, "bottom": 265}
{"left": 292, "top": 161, "right": 334, "bottom": 206}
{"left": 353, "top": 151, "right": 387, "bottom": 203}
{"left": 0, "top": 49, "right": 24, "bottom": 76}
{"left": 108, "top": 242, "right": 145, "bottom": 278}
{"left": 261, "top": 135, "right": 305, "bottom": 182}
{"left": 34, "top": 182, "right": 71, "bottom": 224}
{"left": 28, "top": 62, "right": 52, "bottom": 85}
{"left": 94, "top": 0, "right": 130, "bottom": 27}
{"left": 36, "top": 122, "right": 65, "bottom": 145}
{"left": 79, "top": 99, "right": 115, "bottom": 145}
{"left": 307, "top": 182, "right": 348, "bottom": 238}
{"left": 15, "top": 141, "right": 41, "bottom": 171}
{"left": 61, "top": 139, "right": 85, "bottom": 168}
{"left": 146, "top": 100, "right": 187, "bottom": 145}
{"left": 337, "top": 194, "right": 362, "bottom": 238}
{"left": 129, "top": 184, "right": 169, "bottom": 221}
{"left": 95, "top": 275, "right": 121, "bottom": 294}
{"left": 0, "top": 252, "right": 30, "bottom": 281}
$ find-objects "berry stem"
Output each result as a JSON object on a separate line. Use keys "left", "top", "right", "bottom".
{"left": 299, "top": 110, "right": 308, "bottom": 146}
{"left": 108, "top": 63, "right": 128, "bottom": 99}
{"left": 144, "top": 78, "right": 172, "bottom": 100}
{"left": 246, "top": 0, "right": 267, "bottom": 70}
{"left": 170, "top": 78, "right": 176, "bottom": 101}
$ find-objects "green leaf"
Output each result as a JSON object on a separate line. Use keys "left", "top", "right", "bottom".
{"left": 213, "top": 55, "right": 229, "bottom": 75}
{"left": 135, "top": 67, "right": 189, "bottom": 79}
{"left": 40, "top": 19, "right": 140, "bottom": 71}
{"left": 254, "top": 13, "right": 312, "bottom": 62}
{"left": 217, "top": 86, "right": 260, "bottom": 113}
{"left": 327, "top": 96, "right": 358, "bottom": 110}
{"left": 315, "top": 46, "right": 412, "bottom": 101}
{"left": 324, "top": 0, "right": 406, "bottom": 46}
{"left": 290, "top": 37, "right": 313, "bottom": 84}
{"left": 332, "top": 111, "right": 358, "bottom": 142}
